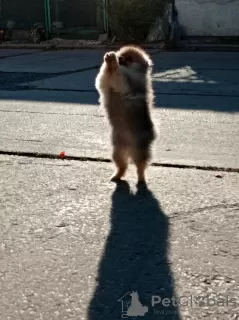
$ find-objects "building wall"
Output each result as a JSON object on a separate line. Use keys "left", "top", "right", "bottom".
{"left": 177, "top": 0, "right": 239, "bottom": 36}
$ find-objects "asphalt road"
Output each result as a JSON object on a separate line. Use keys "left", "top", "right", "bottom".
{"left": 0, "top": 49, "right": 239, "bottom": 320}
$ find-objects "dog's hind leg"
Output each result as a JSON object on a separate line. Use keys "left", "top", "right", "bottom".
{"left": 131, "top": 147, "right": 151, "bottom": 184}
{"left": 111, "top": 146, "right": 129, "bottom": 181}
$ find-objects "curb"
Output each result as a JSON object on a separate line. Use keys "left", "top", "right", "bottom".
{"left": 1, "top": 43, "right": 239, "bottom": 52}
{"left": 0, "top": 42, "right": 165, "bottom": 51}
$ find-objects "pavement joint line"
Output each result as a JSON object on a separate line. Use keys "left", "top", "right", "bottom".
{"left": 0, "top": 65, "right": 99, "bottom": 77}
{"left": 0, "top": 51, "right": 43, "bottom": 60}
{"left": 0, "top": 109, "right": 104, "bottom": 117}
{"left": 11, "top": 87, "right": 239, "bottom": 98}
{"left": 0, "top": 150, "right": 238, "bottom": 173}
{"left": 159, "top": 92, "right": 239, "bottom": 98}
{"left": 173, "top": 203, "right": 239, "bottom": 216}
{"left": 47, "top": 65, "right": 100, "bottom": 76}
{"left": 156, "top": 68, "right": 239, "bottom": 71}
{"left": 15, "top": 86, "right": 96, "bottom": 92}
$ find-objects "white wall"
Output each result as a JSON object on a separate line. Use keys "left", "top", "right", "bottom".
{"left": 177, "top": 0, "right": 239, "bottom": 36}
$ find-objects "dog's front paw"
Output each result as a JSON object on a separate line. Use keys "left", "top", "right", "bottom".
{"left": 104, "top": 51, "right": 116, "bottom": 63}
{"left": 104, "top": 52, "right": 118, "bottom": 69}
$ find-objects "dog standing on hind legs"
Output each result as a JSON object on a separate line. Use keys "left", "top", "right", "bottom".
{"left": 95, "top": 46, "right": 156, "bottom": 184}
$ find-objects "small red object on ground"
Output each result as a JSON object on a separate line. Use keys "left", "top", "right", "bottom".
{"left": 59, "top": 151, "right": 66, "bottom": 159}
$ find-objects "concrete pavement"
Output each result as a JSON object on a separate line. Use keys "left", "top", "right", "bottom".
{"left": 0, "top": 49, "right": 239, "bottom": 319}
{"left": 0, "top": 95, "right": 238, "bottom": 168}
{"left": 0, "top": 50, "right": 239, "bottom": 169}
{"left": 0, "top": 155, "right": 239, "bottom": 320}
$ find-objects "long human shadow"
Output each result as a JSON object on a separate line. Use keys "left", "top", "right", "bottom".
{"left": 88, "top": 181, "right": 181, "bottom": 319}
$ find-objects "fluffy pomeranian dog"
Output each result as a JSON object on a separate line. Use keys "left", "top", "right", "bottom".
{"left": 95, "top": 46, "right": 156, "bottom": 184}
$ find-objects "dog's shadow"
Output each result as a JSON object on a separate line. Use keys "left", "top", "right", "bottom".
{"left": 88, "top": 181, "right": 181, "bottom": 319}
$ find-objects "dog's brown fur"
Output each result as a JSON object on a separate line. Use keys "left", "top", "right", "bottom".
{"left": 95, "top": 46, "right": 156, "bottom": 184}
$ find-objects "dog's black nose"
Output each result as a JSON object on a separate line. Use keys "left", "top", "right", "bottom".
{"left": 119, "top": 56, "right": 126, "bottom": 65}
